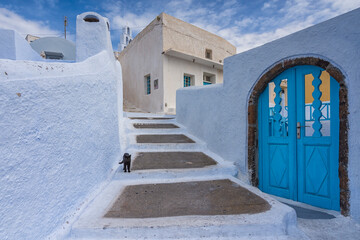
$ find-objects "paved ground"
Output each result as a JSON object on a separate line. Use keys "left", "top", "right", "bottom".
{"left": 132, "top": 152, "right": 217, "bottom": 170}
{"left": 133, "top": 123, "right": 179, "bottom": 129}
{"left": 104, "top": 179, "right": 271, "bottom": 218}
{"left": 283, "top": 203, "right": 335, "bottom": 219}
{"left": 129, "top": 117, "right": 175, "bottom": 120}
{"left": 274, "top": 196, "right": 360, "bottom": 240}
{"left": 136, "top": 134, "right": 195, "bottom": 143}
{"left": 297, "top": 217, "right": 360, "bottom": 240}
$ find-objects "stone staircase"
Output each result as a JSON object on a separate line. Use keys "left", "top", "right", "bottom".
{"left": 66, "top": 113, "right": 305, "bottom": 239}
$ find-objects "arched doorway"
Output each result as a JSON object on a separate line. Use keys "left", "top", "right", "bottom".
{"left": 247, "top": 57, "right": 349, "bottom": 214}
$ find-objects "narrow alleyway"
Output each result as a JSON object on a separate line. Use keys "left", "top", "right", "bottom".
{"left": 66, "top": 113, "right": 306, "bottom": 239}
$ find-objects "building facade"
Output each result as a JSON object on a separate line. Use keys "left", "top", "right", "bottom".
{"left": 25, "top": 34, "right": 40, "bottom": 43}
{"left": 176, "top": 8, "right": 360, "bottom": 221}
{"left": 117, "top": 13, "right": 236, "bottom": 113}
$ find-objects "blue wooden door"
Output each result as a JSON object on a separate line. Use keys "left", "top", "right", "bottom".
{"left": 258, "top": 65, "right": 339, "bottom": 210}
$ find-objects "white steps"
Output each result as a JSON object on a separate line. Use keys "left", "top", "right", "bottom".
{"left": 65, "top": 113, "right": 302, "bottom": 240}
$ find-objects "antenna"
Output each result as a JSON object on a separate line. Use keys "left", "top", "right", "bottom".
{"left": 64, "top": 16, "right": 68, "bottom": 39}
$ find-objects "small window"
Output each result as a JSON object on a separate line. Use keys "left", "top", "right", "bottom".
{"left": 154, "top": 79, "right": 158, "bottom": 90}
{"left": 203, "top": 72, "right": 216, "bottom": 85}
{"left": 184, "top": 74, "right": 193, "bottom": 87}
{"left": 83, "top": 15, "right": 99, "bottom": 22}
{"left": 127, "top": 27, "right": 130, "bottom": 35}
{"left": 205, "top": 49, "right": 212, "bottom": 60}
{"left": 126, "top": 37, "right": 129, "bottom": 44}
{"left": 145, "top": 75, "right": 151, "bottom": 95}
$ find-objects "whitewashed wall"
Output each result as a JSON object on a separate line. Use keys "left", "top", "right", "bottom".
{"left": 176, "top": 8, "right": 360, "bottom": 221}
{"left": 76, "top": 12, "right": 114, "bottom": 62}
{"left": 118, "top": 18, "right": 164, "bottom": 113}
{"left": 0, "top": 12, "right": 123, "bottom": 240}
{"left": 0, "top": 29, "right": 42, "bottom": 61}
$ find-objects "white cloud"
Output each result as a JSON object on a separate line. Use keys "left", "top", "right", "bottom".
{"left": 34, "top": 0, "right": 59, "bottom": 10}
{"left": 0, "top": 8, "right": 61, "bottom": 37}
{"left": 111, "top": 12, "right": 155, "bottom": 31}
{"left": 214, "top": 0, "right": 360, "bottom": 53}
{"left": 234, "top": 18, "right": 254, "bottom": 28}
{"left": 102, "top": 0, "right": 360, "bottom": 54}
{"left": 262, "top": 0, "right": 279, "bottom": 11}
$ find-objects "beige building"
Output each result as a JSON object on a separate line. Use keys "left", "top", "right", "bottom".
{"left": 25, "top": 34, "right": 40, "bottom": 43}
{"left": 117, "top": 13, "right": 236, "bottom": 113}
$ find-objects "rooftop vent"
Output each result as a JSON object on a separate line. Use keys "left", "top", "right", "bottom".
{"left": 83, "top": 15, "right": 99, "bottom": 22}
{"left": 41, "top": 51, "right": 64, "bottom": 60}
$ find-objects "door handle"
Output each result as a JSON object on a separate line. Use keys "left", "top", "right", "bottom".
{"left": 297, "top": 122, "right": 309, "bottom": 139}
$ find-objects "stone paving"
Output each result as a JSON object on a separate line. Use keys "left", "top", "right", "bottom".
{"left": 133, "top": 123, "right": 179, "bottom": 129}
{"left": 129, "top": 117, "right": 174, "bottom": 120}
{"left": 131, "top": 152, "right": 217, "bottom": 170}
{"left": 136, "top": 134, "right": 195, "bottom": 143}
{"left": 104, "top": 179, "right": 270, "bottom": 218}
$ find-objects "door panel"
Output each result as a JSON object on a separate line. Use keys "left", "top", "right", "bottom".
{"left": 259, "top": 65, "right": 339, "bottom": 210}
{"left": 259, "top": 69, "right": 296, "bottom": 200}
{"left": 296, "top": 66, "right": 339, "bottom": 210}
{"left": 269, "top": 144, "right": 289, "bottom": 189}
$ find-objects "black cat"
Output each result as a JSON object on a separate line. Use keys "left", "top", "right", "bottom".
{"left": 119, "top": 153, "right": 131, "bottom": 172}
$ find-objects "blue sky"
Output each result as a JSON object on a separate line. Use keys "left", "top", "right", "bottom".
{"left": 0, "top": 0, "right": 359, "bottom": 53}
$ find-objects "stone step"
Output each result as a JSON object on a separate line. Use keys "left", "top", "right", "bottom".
{"left": 67, "top": 113, "right": 305, "bottom": 239}
{"left": 114, "top": 149, "right": 237, "bottom": 181}
{"left": 131, "top": 152, "right": 217, "bottom": 170}
{"left": 133, "top": 123, "right": 179, "bottom": 129}
{"left": 67, "top": 236, "right": 306, "bottom": 240}
{"left": 105, "top": 179, "right": 270, "bottom": 218}
{"left": 136, "top": 134, "right": 195, "bottom": 143}
{"left": 68, "top": 177, "right": 299, "bottom": 239}
{"left": 129, "top": 117, "right": 175, "bottom": 120}
{"left": 126, "top": 142, "right": 205, "bottom": 151}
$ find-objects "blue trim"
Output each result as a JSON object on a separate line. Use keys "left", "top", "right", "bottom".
{"left": 146, "top": 75, "right": 151, "bottom": 95}
{"left": 259, "top": 65, "right": 339, "bottom": 210}
{"left": 184, "top": 75, "right": 191, "bottom": 87}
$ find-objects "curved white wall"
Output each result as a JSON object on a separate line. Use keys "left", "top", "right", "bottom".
{"left": 0, "top": 12, "right": 123, "bottom": 239}
{"left": 176, "top": 8, "right": 360, "bottom": 221}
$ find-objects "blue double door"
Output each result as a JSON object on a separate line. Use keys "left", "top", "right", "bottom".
{"left": 258, "top": 65, "right": 339, "bottom": 210}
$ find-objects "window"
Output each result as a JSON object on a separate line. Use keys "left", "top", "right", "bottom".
{"left": 83, "top": 15, "right": 99, "bottom": 22}
{"left": 203, "top": 72, "right": 216, "bottom": 85}
{"left": 145, "top": 75, "right": 151, "bottom": 95}
{"left": 184, "top": 75, "right": 193, "bottom": 87}
{"left": 127, "top": 27, "right": 130, "bottom": 35}
{"left": 154, "top": 79, "right": 158, "bottom": 90}
{"left": 126, "top": 37, "right": 129, "bottom": 45}
{"left": 205, "top": 49, "right": 212, "bottom": 60}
